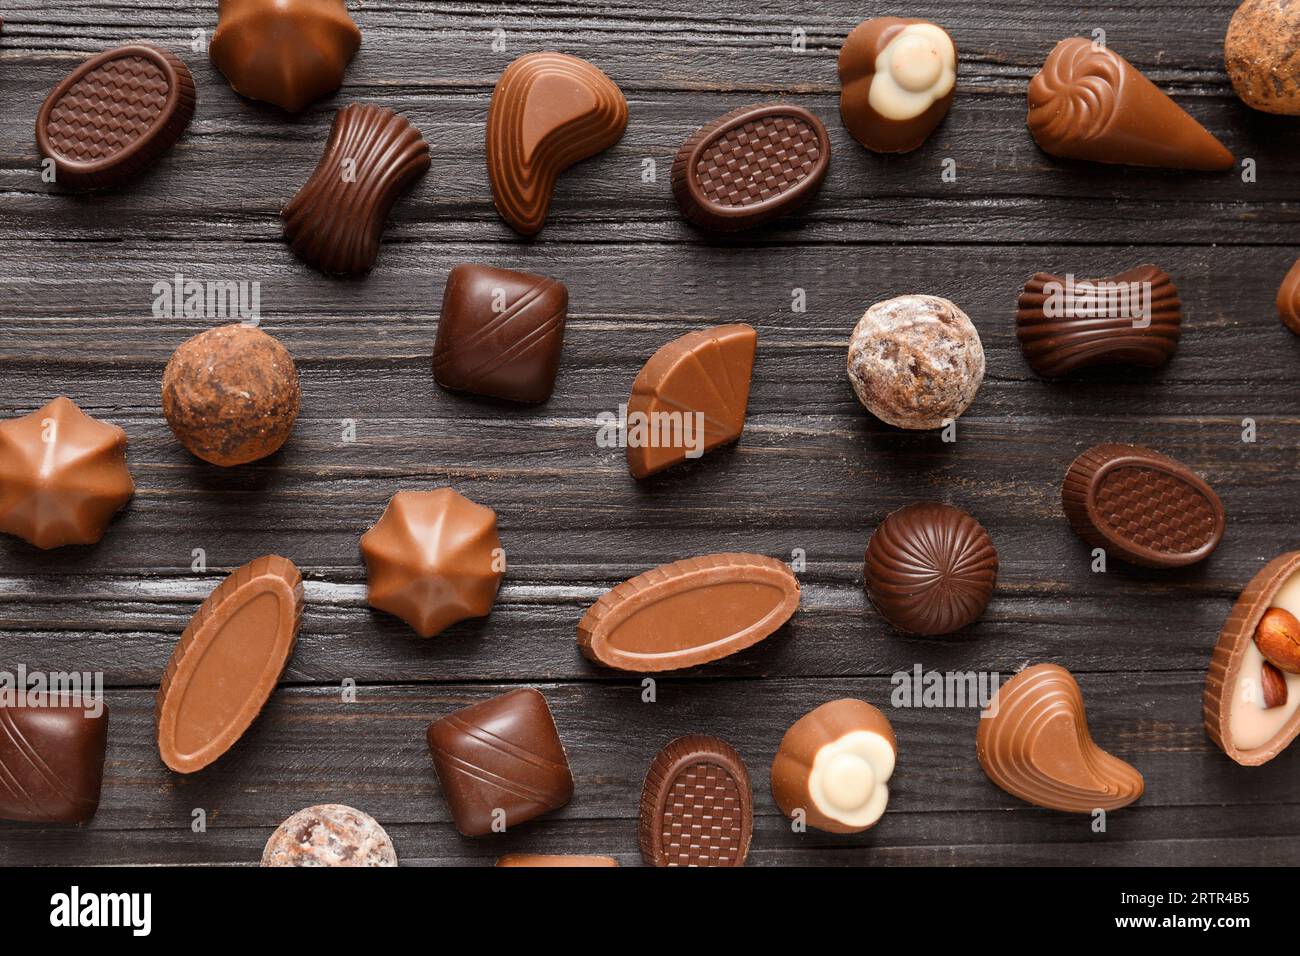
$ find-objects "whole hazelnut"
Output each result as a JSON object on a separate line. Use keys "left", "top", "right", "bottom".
{"left": 162, "top": 323, "right": 301, "bottom": 466}
{"left": 1255, "top": 607, "right": 1300, "bottom": 674}
{"left": 1262, "top": 660, "right": 1289, "bottom": 709}
{"left": 1225, "top": 0, "right": 1300, "bottom": 115}
{"left": 847, "top": 294, "right": 984, "bottom": 429}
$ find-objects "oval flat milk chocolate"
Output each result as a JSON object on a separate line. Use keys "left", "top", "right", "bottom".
{"left": 640, "top": 735, "right": 752, "bottom": 867}
{"left": 671, "top": 103, "right": 830, "bottom": 231}
{"left": 1061, "top": 443, "right": 1224, "bottom": 568}
{"left": 1205, "top": 551, "right": 1300, "bottom": 766}
{"left": 576, "top": 553, "right": 800, "bottom": 672}
{"left": 157, "top": 555, "right": 303, "bottom": 773}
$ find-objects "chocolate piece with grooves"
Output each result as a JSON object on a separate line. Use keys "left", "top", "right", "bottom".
{"left": 1279, "top": 258, "right": 1300, "bottom": 335}
{"left": 640, "top": 735, "right": 752, "bottom": 867}
{"left": 0, "top": 697, "right": 109, "bottom": 824}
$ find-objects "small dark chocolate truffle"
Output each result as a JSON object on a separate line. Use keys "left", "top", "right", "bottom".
{"left": 162, "top": 323, "right": 300, "bottom": 467}
{"left": 864, "top": 502, "right": 997, "bottom": 635}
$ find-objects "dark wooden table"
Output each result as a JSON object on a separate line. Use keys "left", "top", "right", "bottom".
{"left": 1, "top": 0, "right": 1298, "bottom": 867}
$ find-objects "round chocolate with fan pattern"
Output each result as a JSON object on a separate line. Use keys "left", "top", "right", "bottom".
{"left": 864, "top": 502, "right": 998, "bottom": 636}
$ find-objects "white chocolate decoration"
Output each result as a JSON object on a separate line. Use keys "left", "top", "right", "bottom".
{"left": 1229, "top": 569, "right": 1300, "bottom": 749}
{"left": 806, "top": 730, "right": 894, "bottom": 828}
{"left": 869, "top": 24, "right": 956, "bottom": 122}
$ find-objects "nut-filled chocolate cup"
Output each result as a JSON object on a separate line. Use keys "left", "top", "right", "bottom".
{"left": 1205, "top": 551, "right": 1300, "bottom": 766}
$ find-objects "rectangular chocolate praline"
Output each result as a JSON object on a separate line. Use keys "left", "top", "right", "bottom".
{"left": 0, "top": 696, "right": 108, "bottom": 824}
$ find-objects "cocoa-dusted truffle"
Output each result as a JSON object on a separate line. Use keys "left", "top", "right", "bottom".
{"left": 161, "top": 323, "right": 300, "bottom": 466}
{"left": 847, "top": 294, "right": 984, "bottom": 429}
{"left": 1225, "top": 0, "right": 1300, "bottom": 115}
{"left": 261, "top": 804, "right": 398, "bottom": 867}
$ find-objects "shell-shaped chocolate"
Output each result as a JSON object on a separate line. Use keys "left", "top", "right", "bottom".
{"left": 864, "top": 502, "right": 997, "bottom": 636}
{"left": 672, "top": 104, "right": 830, "bottom": 231}
{"left": 640, "top": 735, "right": 752, "bottom": 867}
{"left": 1015, "top": 265, "right": 1181, "bottom": 377}
{"left": 1061, "top": 443, "right": 1224, "bottom": 568}
{"left": 36, "top": 44, "right": 196, "bottom": 191}
{"left": 486, "top": 52, "right": 628, "bottom": 236}
{"left": 1278, "top": 258, "right": 1300, "bottom": 335}
{"left": 282, "top": 104, "right": 430, "bottom": 275}
{"left": 977, "top": 663, "right": 1144, "bottom": 813}
{"left": 1204, "top": 551, "right": 1300, "bottom": 766}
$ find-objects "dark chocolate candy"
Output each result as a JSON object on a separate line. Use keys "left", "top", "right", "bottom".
{"left": 432, "top": 265, "right": 568, "bottom": 404}
{"left": 0, "top": 696, "right": 109, "bottom": 824}
{"left": 671, "top": 104, "right": 830, "bottom": 231}
{"left": 426, "top": 688, "right": 573, "bottom": 836}
{"left": 639, "top": 735, "right": 752, "bottom": 867}
{"left": 282, "top": 104, "right": 430, "bottom": 275}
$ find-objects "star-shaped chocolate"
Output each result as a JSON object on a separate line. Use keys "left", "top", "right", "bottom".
{"left": 0, "top": 396, "right": 134, "bottom": 549}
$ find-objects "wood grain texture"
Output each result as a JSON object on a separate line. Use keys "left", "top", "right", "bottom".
{"left": 0, "top": 0, "right": 1298, "bottom": 866}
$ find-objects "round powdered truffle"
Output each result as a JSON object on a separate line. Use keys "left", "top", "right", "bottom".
{"left": 864, "top": 502, "right": 997, "bottom": 635}
{"left": 847, "top": 294, "right": 984, "bottom": 429}
{"left": 261, "top": 804, "right": 398, "bottom": 867}
{"left": 1225, "top": 0, "right": 1300, "bottom": 115}
{"left": 162, "top": 323, "right": 300, "bottom": 466}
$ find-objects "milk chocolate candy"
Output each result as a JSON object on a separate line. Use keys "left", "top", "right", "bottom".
{"left": 0, "top": 697, "right": 108, "bottom": 824}
{"left": 1225, "top": 0, "right": 1300, "bottom": 115}
{"left": 838, "top": 18, "right": 957, "bottom": 153}
{"left": 626, "top": 323, "right": 757, "bottom": 479}
{"left": 1278, "top": 258, "right": 1300, "bottom": 335}
{"left": 157, "top": 555, "right": 303, "bottom": 773}
{"left": 640, "top": 735, "right": 752, "bottom": 867}
{"left": 210, "top": 0, "right": 361, "bottom": 112}
{"left": 864, "top": 502, "right": 997, "bottom": 636}
{"left": 359, "top": 489, "right": 503, "bottom": 638}
{"left": 977, "top": 663, "right": 1144, "bottom": 813}
{"left": 672, "top": 104, "right": 830, "bottom": 231}
{"left": 496, "top": 854, "right": 618, "bottom": 867}
{"left": 770, "top": 699, "right": 896, "bottom": 834}
{"left": 262, "top": 804, "right": 398, "bottom": 866}
{"left": 487, "top": 52, "right": 628, "bottom": 236}
{"left": 1016, "top": 265, "right": 1181, "bottom": 377}
{"left": 283, "top": 104, "right": 430, "bottom": 275}
{"left": 1205, "top": 552, "right": 1300, "bottom": 765}
{"left": 1027, "top": 38, "right": 1234, "bottom": 171}
{"left": 36, "top": 44, "right": 195, "bottom": 191}
{"left": 1061, "top": 443, "right": 1224, "bottom": 568}
{"left": 426, "top": 688, "right": 574, "bottom": 837}
{"left": 577, "top": 553, "right": 800, "bottom": 672}
{"left": 433, "top": 264, "right": 568, "bottom": 404}
{"left": 0, "top": 396, "right": 134, "bottom": 549}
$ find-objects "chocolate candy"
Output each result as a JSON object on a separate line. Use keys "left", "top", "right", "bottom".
{"left": 1279, "top": 258, "right": 1300, "bottom": 335}
{"left": 1028, "top": 38, "right": 1234, "bottom": 171}
{"left": 283, "top": 105, "right": 430, "bottom": 275}
{"left": 671, "top": 104, "right": 830, "bottom": 231}
{"left": 1205, "top": 552, "right": 1300, "bottom": 765}
{"left": 210, "top": 0, "right": 360, "bottom": 112}
{"left": 1225, "top": 0, "right": 1300, "bottom": 115}
{"left": 162, "top": 323, "right": 300, "bottom": 467}
{"left": 770, "top": 699, "right": 896, "bottom": 834}
{"left": 36, "top": 44, "right": 195, "bottom": 191}
{"left": 977, "top": 663, "right": 1144, "bottom": 813}
{"left": 426, "top": 688, "right": 573, "bottom": 836}
{"left": 640, "top": 735, "right": 752, "bottom": 867}
{"left": 847, "top": 294, "right": 984, "bottom": 430}
{"left": 626, "top": 323, "right": 757, "bottom": 479}
{"left": 157, "top": 555, "right": 304, "bottom": 773}
{"left": 838, "top": 18, "right": 957, "bottom": 153}
{"left": 0, "top": 696, "right": 108, "bottom": 824}
{"left": 1061, "top": 443, "right": 1225, "bottom": 568}
{"left": 1016, "top": 265, "right": 1181, "bottom": 378}
{"left": 0, "top": 396, "right": 134, "bottom": 549}
{"left": 864, "top": 502, "right": 997, "bottom": 636}
{"left": 359, "top": 488, "right": 503, "bottom": 638}
{"left": 432, "top": 264, "right": 568, "bottom": 404}
{"left": 496, "top": 854, "right": 618, "bottom": 867}
{"left": 487, "top": 52, "right": 627, "bottom": 235}
{"left": 261, "top": 804, "right": 398, "bottom": 866}
{"left": 577, "top": 553, "right": 800, "bottom": 672}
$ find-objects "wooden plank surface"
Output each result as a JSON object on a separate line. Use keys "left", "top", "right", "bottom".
{"left": 1, "top": 0, "right": 1298, "bottom": 866}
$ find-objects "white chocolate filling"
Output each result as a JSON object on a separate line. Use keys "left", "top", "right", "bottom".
{"left": 807, "top": 730, "right": 894, "bottom": 828}
{"left": 868, "top": 24, "right": 957, "bottom": 122}
{"left": 1229, "top": 570, "right": 1300, "bottom": 749}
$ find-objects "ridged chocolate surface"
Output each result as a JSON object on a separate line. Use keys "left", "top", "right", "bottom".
{"left": 282, "top": 104, "right": 430, "bottom": 275}
{"left": 0, "top": 697, "right": 109, "bottom": 824}
{"left": 1279, "top": 258, "right": 1300, "bottom": 335}
{"left": 36, "top": 44, "right": 196, "bottom": 190}
{"left": 864, "top": 502, "right": 997, "bottom": 636}
{"left": 1061, "top": 443, "right": 1224, "bottom": 568}
{"left": 426, "top": 688, "right": 573, "bottom": 837}
{"left": 486, "top": 52, "right": 627, "bottom": 235}
{"left": 261, "top": 804, "right": 398, "bottom": 867}
{"left": 671, "top": 104, "right": 830, "bottom": 231}
{"left": 977, "top": 664, "right": 1144, "bottom": 813}
{"left": 0, "top": 396, "right": 134, "bottom": 549}
{"left": 1015, "top": 265, "right": 1182, "bottom": 377}
{"left": 639, "top": 735, "right": 752, "bottom": 867}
